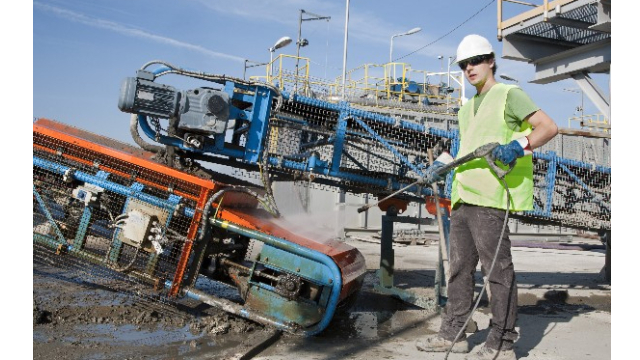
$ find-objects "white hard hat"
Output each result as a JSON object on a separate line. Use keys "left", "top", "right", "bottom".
{"left": 456, "top": 34, "right": 493, "bottom": 63}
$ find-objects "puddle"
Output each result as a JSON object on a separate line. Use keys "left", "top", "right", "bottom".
{"left": 70, "top": 324, "right": 201, "bottom": 345}
{"left": 192, "top": 275, "right": 244, "bottom": 303}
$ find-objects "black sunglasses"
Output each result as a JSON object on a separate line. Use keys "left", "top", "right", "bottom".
{"left": 458, "top": 54, "right": 491, "bottom": 70}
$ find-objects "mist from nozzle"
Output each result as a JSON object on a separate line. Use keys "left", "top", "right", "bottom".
{"left": 269, "top": 209, "right": 342, "bottom": 245}
{"left": 270, "top": 181, "right": 344, "bottom": 244}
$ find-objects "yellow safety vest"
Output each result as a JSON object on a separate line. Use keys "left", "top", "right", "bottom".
{"left": 451, "top": 83, "right": 534, "bottom": 211}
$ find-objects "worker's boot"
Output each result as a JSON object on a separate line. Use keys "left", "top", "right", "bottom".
{"left": 463, "top": 345, "right": 517, "bottom": 360}
{"left": 415, "top": 335, "right": 469, "bottom": 353}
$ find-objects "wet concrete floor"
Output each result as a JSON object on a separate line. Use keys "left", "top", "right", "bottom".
{"left": 32, "top": 235, "right": 611, "bottom": 360}
{"left": 252, "top": 236, "right": 611, "bottom": 360}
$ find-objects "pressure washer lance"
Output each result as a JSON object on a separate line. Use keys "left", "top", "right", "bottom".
{"left": 356, "top": 142, "right": 508, "bottom": 214}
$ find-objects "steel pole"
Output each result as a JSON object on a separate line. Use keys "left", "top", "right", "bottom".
{"left": 447, "top": 56, "right": 452, "bottom": 110}
{"left": 270, "top": 51, "right": 273, "bottom": 80}
{"left": 243, "top": 59, "right": 247, "bottom": 80}
{"left": 341, "top": 0, "right": 350, "bottom": 100}
{"left": 295, "top": 9, "right": 303, "bottom": 94}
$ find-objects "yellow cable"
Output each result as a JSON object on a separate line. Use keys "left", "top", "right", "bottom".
{"left": 212, "top": 194, "right": 225, "bottom": 220}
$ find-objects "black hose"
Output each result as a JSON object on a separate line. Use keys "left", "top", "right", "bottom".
{"left": 140, "top": 60, "right": 283, "bottom": 113}
{"left": 197, "top": 186, "right": 276, "bottom": 243}
{"left": 129, "top": 114, "right": 165, "bottom": 153}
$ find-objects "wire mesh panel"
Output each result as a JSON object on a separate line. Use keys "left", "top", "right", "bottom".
{"left": 264, "top": 94, "right": 450, "bottom": 198}
{"left": 33, "top": 120, "right": 214, "bottom": 303}
{"left": 522, "top": 153, "right": 611, "bottom": 231}
{"left": 265, "top": 94, "right": 611, "bottom": 231}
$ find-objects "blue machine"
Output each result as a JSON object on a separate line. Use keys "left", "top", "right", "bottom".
{"left": 118, "top": 61, "right": 611, "bottom": 232}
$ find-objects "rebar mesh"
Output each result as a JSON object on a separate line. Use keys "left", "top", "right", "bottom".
{"left": 33, "top": 129, "right": 206, "bottom": 303}
{"left": 258, "top": 96, "right": 611, "bottom": 231}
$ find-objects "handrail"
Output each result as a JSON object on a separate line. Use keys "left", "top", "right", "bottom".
{"left": 497, "top": 0, "right": 576, "bottom": 39}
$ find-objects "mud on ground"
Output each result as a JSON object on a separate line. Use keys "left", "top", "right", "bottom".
{"left": 33, "top": 259, "right": 611, "bottom": 360}
{"left": 33, "top": 260, "right": 268, "bottom": 360}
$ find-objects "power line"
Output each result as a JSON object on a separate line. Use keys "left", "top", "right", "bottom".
{"left": 393, "top": 0, "right": 496, "bottom": 62}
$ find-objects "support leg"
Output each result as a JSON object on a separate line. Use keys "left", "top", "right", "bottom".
{"left": 600, "top": 230, "right": 611, "bottom": 283}
{"left": 379, "top": 207, "right": 397, "bottom": 288}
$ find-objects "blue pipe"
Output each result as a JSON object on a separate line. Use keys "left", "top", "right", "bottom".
{"left": 281, "top": 91, "right": 342, "bottom": 112}
{"left": 207, "top": 218, "right": 343, "bottom": 336}
{"left": 150, "top": 66, "right": 173, "bottom": 76}
{"left": 428, "top": 127, "right": 458, "bottom": 139}
{"left": 33, "top": 186, "right": 67, "bottom": 244}
{"left": 534, "top": 151, "right": 611, "bottom": 174}
{"left": 398, "top": 120, "right": 423, "bottom": 132}
{"left": 34, "top": 156, "right": 180, "bottom": 211}
{"left": 544, "top": 152, "right": 558, "bottom": 217}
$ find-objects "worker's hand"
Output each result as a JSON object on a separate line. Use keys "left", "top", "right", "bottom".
{"left": 491, "top": 137, "right": 532, "bottom": 165}
{"left": 419, "top": 151, "right": 454, "bottom": 185}
{"left": 420, "top": 161, "right": 446, "bottom": 185}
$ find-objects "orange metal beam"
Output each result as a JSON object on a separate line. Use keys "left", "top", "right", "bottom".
{"left": 33, "top": 143, "right": 200, "bottom": 202}
{"left": 34, "top": 119, "right": 217, "bottom": 189}
{"left": 169, "top": 188, "right": 212, "bottom": 296}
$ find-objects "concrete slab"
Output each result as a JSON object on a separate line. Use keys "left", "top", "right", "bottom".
{"left": 254, "top": 235, "right": 611, "bottom": 360}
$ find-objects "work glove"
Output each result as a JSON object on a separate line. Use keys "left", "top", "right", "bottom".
{"left": 420, "top": 152, "right": 454, "bottom": 185}
{"left": 491, "top": 137, "right": 532, "bottom": 166}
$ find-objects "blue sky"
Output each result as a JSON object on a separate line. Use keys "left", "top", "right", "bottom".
{"left": 31, "top": 0, "right": 611, "bottom": 145}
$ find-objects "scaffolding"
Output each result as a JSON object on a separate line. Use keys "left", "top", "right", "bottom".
{"left": 252, "top": 55, "right": 465, "bottom": 117}
{"left": 497, "top": 0, "right": 611, "bottom": 121}
{"left": 328, "top": 62, "right": 465, "bottom": 110}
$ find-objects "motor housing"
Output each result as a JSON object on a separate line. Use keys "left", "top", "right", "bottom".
{"left": 119, "top": 71, "right": 230, "bottom": 135}
{"left": 118, "top": 70, "right": 180, "bottom": 118}
{"left": 177, "top": 88, "right": 230, "bottom": 134}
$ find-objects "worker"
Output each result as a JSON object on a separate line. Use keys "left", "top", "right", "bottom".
{"left": 415, "top": 34, "right": 559, "bottom": 360}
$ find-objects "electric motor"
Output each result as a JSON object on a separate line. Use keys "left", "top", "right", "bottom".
{"left": 118, "top": 70, "right": 230, "bottom": 135}
{"left": 118, "top": 70, "right": 180, "bottom": 118}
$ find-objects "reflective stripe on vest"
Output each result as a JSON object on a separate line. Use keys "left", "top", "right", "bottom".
{"left": 451, "top": 83, "right": 534, "bottom": 211}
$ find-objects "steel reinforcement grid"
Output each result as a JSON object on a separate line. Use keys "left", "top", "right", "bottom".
{"left": 246, "top": 92, "right": 611, "bottom": 232}
{"left": 120, "top": 65, "right": 610, "bottom": 233}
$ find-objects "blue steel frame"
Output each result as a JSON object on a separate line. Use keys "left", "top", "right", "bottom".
{"left": 132, "top": 72, "right": 455, "bottom": 199}
{"left": 129, "top": 73, "right": 610, "bottom": 226}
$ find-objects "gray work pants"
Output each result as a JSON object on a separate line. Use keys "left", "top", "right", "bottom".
{"left": 438, "top": 203, "right": 519, "bottom": 350}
